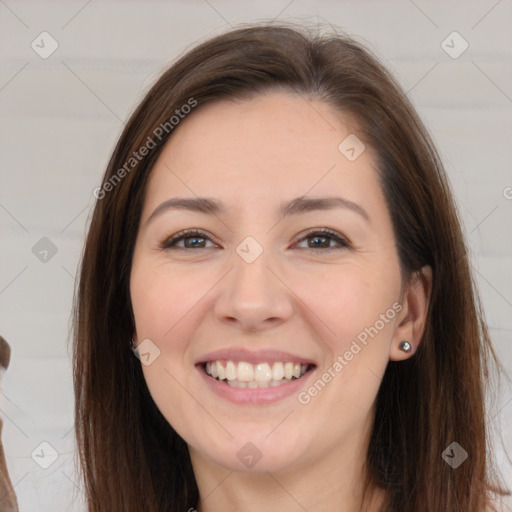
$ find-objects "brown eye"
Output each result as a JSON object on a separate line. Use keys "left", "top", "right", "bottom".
{"left": 295, "top": 229, "right": 351, "bottom": 251}
{"left": 161, "top": 230, "right": 215, "bottom": 250}
{"left": 160, "top": 228, "right": 351, "bottom": 252}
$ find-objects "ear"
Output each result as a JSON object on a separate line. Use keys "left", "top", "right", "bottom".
{"left": 389, "top": 265, "right": 433, "bottom": 361}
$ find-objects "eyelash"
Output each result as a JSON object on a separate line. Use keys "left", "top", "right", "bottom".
{"left": 160, "top": 228, "right": 351, "bottom": 252}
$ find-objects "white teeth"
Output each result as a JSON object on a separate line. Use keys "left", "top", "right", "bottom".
{"left": 272, "top": 362, "right": 284, "bottom": 380}
{"left": 284, "top": 362, "right": 293, "bottom": 379}
{"left": 225, "top": 361, "right": 236, "bottom": 381}
{"left": 216, "top": 361, "right": 225, "bottom": 380}
{"left": 224, "top": 378, "right": 293, "bottom": 388}
{"left": 237, "top": 361, "right": 254, "bottom": 382}
{"left": 227, "top": 380, "right": 243, "bottom": 388}
{"left": 255, "top": 363, "right": 272, "bottom": 382}
{"left": 204, "top": 359, "right": 311, "bottom": 388}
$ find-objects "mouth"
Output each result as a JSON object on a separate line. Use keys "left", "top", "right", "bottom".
{"left": 201, "top": 360, "right": 316, "bottom": 389}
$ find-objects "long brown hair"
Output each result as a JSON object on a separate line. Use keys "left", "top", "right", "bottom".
{"left": 72, "top": 22, "right": 509, "bottom": 511}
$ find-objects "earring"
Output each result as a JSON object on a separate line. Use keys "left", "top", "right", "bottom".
{"left": 129, "top": 338, "right": 135, "bottom": 350}
{"left": 399, "top": 341, "right": 412, "bottom": 352}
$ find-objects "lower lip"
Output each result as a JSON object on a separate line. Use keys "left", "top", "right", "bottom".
{"left": 197, "top": 365, "right": 316, "bottom": 404}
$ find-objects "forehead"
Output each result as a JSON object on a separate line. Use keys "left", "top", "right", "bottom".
{"left": 164, "top": 91, "right": 362, "bottom": 163}
{"left": 143, "top": 91, "right": 382, "bottom": 215}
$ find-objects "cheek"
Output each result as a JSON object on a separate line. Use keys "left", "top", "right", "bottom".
{"left": 300, "top": 262, "right": 400, "bottom": 350}
{"left": 319, "top": 267, "right": 400, "bottom": 397}
{"left": 130, "top": 264, "right": 209, "bottom": 434}
{"left": 130, "top": 263, "right": 205, "bottom": 343}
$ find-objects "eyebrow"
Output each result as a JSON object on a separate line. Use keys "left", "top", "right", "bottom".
{"left": 145, "top": 195, "right": 370, "bottom": 225}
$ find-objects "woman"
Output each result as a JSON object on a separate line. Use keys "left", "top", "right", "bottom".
{"left": 72, "top": 23, "right": 509, "bottom": 511}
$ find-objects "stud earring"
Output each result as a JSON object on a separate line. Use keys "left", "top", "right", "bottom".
{"left": 399, "top": 341, "right": 412, "bottom": 352}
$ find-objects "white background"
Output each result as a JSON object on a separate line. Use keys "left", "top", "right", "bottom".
{"left": 0, "top": 1, "right": 511, "bottom": 510}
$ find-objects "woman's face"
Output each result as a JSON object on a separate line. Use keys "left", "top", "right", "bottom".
{"left": 130, "top": 91, "right": 421, "bottom": 474}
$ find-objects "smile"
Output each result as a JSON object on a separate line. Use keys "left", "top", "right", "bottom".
{"left": 204, "top": 360, "right": 313, "bottom": 388}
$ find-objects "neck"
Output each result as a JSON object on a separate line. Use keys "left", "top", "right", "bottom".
{"left": 193, "top": 466, "right": 385, "bottom": 512}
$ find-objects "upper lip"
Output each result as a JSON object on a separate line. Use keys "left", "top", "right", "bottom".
{"left": 195, "top": 348, "right": 317, "bottom": 366}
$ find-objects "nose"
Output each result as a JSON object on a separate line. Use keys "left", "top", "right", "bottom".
{"left": 213, "top": 244, "right": 294, "bottom": 332}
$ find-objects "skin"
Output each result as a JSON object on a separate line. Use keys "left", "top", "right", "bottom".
{"left": 130, "top": 91, "right": 432, "bottom": 512}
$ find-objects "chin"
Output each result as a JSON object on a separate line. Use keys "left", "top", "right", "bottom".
{"left": 192, "top": 432, "right": 308, "bottom": 473}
